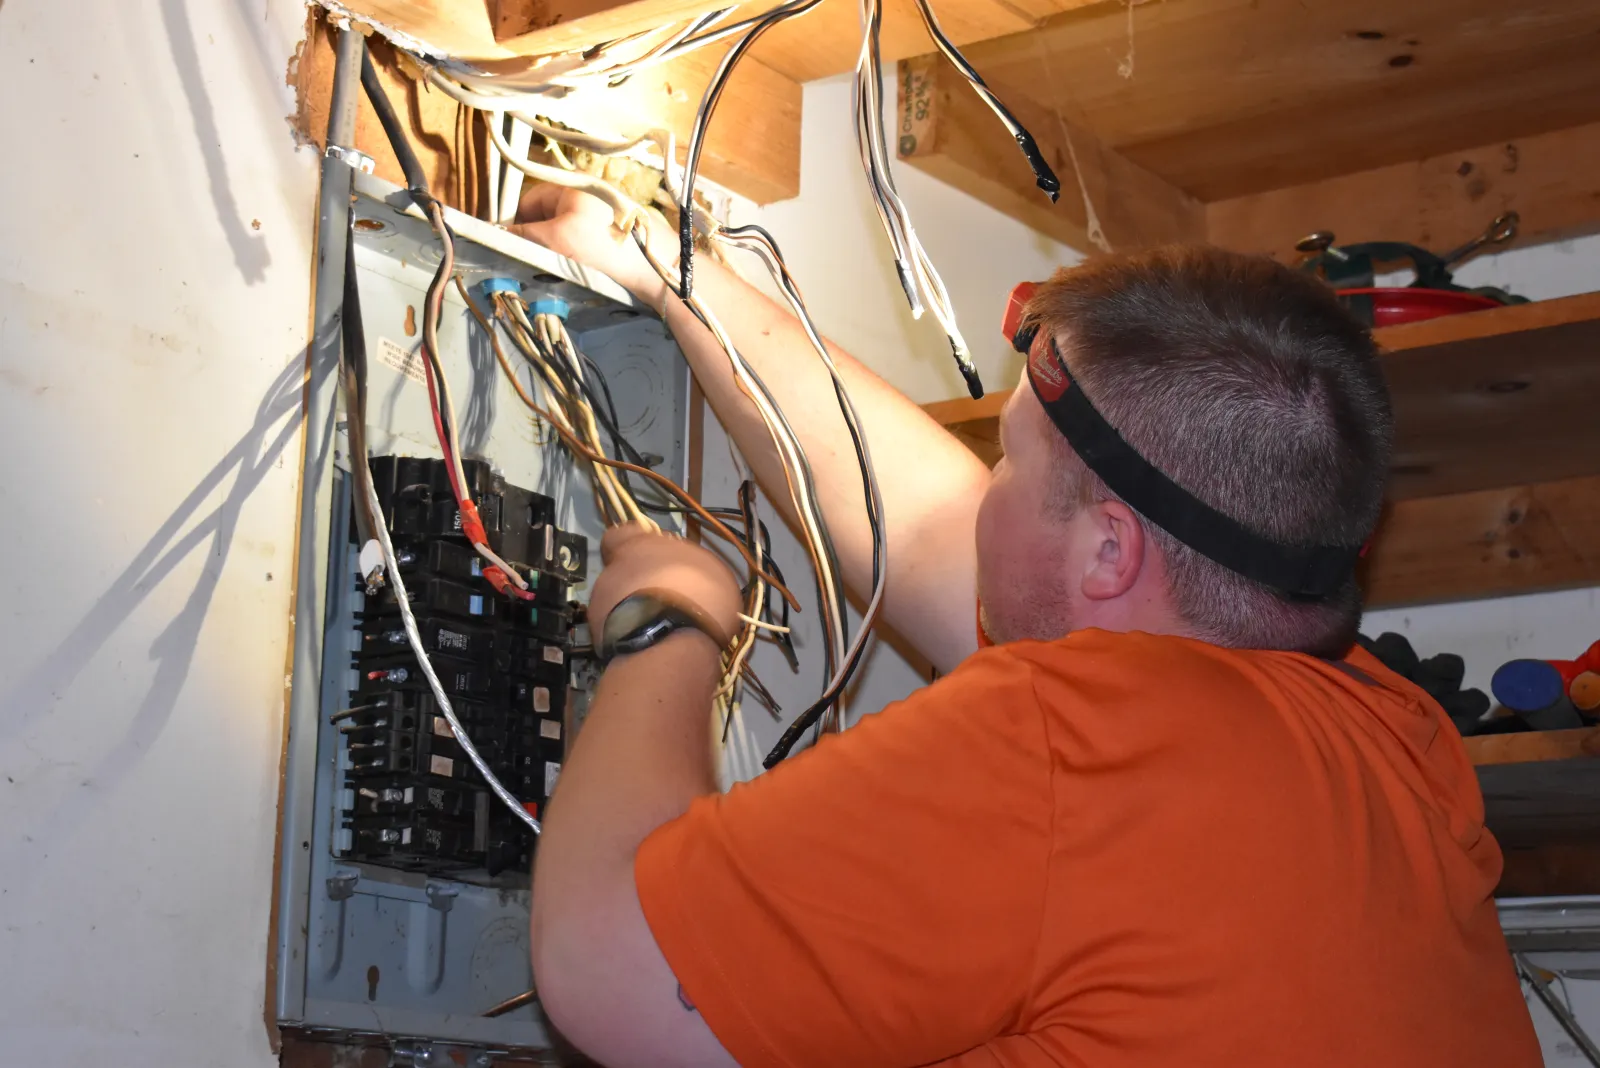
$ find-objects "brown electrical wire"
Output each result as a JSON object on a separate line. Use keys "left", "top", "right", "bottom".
{"left": 483, "top": 988, "right": 538, "bottom": 1018}
{"left": 453, "top": 275, "right": 800, "bottom": 610}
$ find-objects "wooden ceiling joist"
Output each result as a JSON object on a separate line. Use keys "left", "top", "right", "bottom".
{"left": 746, "top": 0, "right": 1116, "bottom": 85}
{"left": 330, "top": 0, "right": 1120, "bottom": 88}
{"left": 955, "top": 0, "right": 1600, "bottom": 202}
{"left": 896, "top": 54, "right": 1204, "bottom": 252}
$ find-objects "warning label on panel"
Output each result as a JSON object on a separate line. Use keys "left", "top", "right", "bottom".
{"left": 378, "top": 336, "right": 426, "bottom": 385}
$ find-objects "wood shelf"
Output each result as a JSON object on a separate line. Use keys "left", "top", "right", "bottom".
{"left": 1466, "top": 725, "right": 1600, "bottom": 768}
{"left": 924, "top": 292, "right": 1600, "bottom": 607}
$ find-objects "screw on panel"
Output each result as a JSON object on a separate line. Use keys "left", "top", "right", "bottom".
{"left": 326, "top": 871, "right": 360, "bottom": 901}
{"left": 424, "top": 882, "right": 459, "bottom": 913}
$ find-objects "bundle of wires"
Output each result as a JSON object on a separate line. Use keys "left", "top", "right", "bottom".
{"left": 353, "top": 0, "right": 1058, "bottom": 773}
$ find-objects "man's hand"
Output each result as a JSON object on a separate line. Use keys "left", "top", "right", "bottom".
{"left": 587, "top": 522, "right": 743, "bottom": 654}
{"left": 512, "top": 184, "right": 671, "bottom": 308}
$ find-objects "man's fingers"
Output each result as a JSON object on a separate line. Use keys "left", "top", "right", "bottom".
{"left": 514, "top": 181, "right": 566, "bottom": 224}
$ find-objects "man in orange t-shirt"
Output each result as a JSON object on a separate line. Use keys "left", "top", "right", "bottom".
{"left": 515, "top": 186, "right": 1542, "bottom": 1067}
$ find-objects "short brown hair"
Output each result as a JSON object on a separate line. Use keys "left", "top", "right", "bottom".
{"left": 1028, "top": 246, "right": 1393, "bottom": 657}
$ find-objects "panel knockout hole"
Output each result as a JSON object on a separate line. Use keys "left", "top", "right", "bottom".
{"left": 366, "top": 965, "right": 381, "bottom": 1001}
{"left": 353, "top": 218, "right": 389, "bottom": 234}
{"left": 1486, "top": 379, "right": 1530, "bottom": 394}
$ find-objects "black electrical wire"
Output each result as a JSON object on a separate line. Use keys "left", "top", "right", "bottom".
{"left": 360, "top": 48, "right": 435, "bottom": 213}
{"left": 361, "top": 41, "right": 466, "bottom": 487}
{"left": 909, "top": 0, "right": 1060, "bottom": 202}
{"left": 341, "top": 208, "right": 379, "bottom": 547}
{"left": 677, "top": 0, "right": 823, "bottom": 299}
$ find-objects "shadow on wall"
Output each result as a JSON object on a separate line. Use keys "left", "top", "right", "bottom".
{"left": 156, "top": 0, "right": 273, "bottom": 284}
{"left": 0, "top": 351, "right": 318, "bottom": 870}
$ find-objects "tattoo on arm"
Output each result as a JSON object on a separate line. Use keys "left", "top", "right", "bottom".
{"left": 677, "top": 982, "right": 697, "bottom": 1013}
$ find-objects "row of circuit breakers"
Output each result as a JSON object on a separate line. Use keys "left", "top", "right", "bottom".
{"left": 337, "top": 456, "right": 588, "bottom": 877}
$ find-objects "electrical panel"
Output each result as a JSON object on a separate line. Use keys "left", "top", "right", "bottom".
{"left": 274, "top": 170, "right": 689, "bottom": 1058}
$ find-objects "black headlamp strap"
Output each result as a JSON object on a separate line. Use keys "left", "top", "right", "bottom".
{"left": 1022, "top": 333, "right": 1362, "bottom": 600}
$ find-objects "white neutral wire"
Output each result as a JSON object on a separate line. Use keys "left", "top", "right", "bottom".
{"left": 850, "top": 0, "right": 973, "bottom": 368}
{"left": 360, "top": 476, "right": 541, "bottom": 834}
{"left": 718, "top": 229, "right": 885, "bottom": 700}
{"left": 637, "top": 234, "right": 847, "bottom": 679}
{"left": 483, "top": 114, "right": 643, "bottom": 232}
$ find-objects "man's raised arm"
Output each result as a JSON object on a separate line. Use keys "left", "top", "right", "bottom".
{"left": 515, "top": 186, "right": 990, "bottom": 672}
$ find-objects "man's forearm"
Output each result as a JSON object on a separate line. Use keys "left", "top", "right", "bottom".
{"left": 533, "top": 631, "right": 719, "bottom": 925}
{"left": 645, "top": 238, "right": 991, "bottom": 672}
{"left": 530, "top": 631, "right": 733, "bottom": 1066}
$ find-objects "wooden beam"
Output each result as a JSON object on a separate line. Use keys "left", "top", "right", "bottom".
{"left": 749, "top": 0, "right": 1114, "bottom": 86}
{"left": 895, "top": 54, "right": 1204, "bottom": 252}
{"left": 602, "top": 41, "right": 801, "bottom": 205}
{"left": 1361, "top": 474, "right": 1600, "bottom": 608}
{"left": 325, "top": 0, "right": 1117, "bottom": 83}
{"left": 1207, "top": 120, "right": 1600, "bottom": 263}
{"left": 309, "top": 2, "right": 801, "bottom": 204}
{"left": 332, "top": 0, "right": 732, "bottom": 60}
{"left": 1467, "top": 726, "right": 1600, "bottom": 769}
{"left": 961, "top": 0, "right": 1600, "bottom": 202}
{"left": 493, "top": 0, "right": 733, "bottom": 56}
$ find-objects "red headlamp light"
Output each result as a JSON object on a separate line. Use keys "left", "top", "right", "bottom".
{"left": 1001, "top": 281, "right": 1039, "bottom": 354}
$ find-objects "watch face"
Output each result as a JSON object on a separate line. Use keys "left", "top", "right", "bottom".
{"left": 615, "top": 616, "right": 679, "bottom": 656}
{"left": 598, "top": 593, "right": 681, "bottom": 661}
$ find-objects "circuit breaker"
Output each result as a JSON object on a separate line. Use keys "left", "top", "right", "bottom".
{"left": 337, "top": 456, "right": 586, "bottom": 879}
{"left": 273, "top": 169, "right": 689, "bottom": 1058}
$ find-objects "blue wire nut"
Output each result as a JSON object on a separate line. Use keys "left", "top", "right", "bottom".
{"left": 479, "top": 277, "right": 522, "bottom": 298}
{"left": 530, "top": 298, "right": 571, "bottom": 319}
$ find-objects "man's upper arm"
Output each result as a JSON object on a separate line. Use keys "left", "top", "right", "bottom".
{"left": 634, "top": 648, "right": 1053, "bottom": 1067}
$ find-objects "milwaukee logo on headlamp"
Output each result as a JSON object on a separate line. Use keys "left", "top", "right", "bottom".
{"left": 996, "top": 278, "right": 1363, "bottom": 602}
{"left": 1005, "top": 281, "right": 1071, "bottom": 402}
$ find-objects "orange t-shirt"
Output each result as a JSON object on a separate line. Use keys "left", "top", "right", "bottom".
{"left": 635, "top": 630, "right": 1540, "bottom": 1066}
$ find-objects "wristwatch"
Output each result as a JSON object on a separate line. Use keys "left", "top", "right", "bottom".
{"left": 596, "top": 589, "right": 730, "bottom": 663}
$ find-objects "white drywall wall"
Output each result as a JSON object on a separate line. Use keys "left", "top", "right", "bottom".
{"left": 0, "top": 1, "right": 315, "bottom": 1065}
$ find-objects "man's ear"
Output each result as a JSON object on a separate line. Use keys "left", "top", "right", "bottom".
{"left": 1079, "top": 499, "right": 1146, "bottom": 601}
